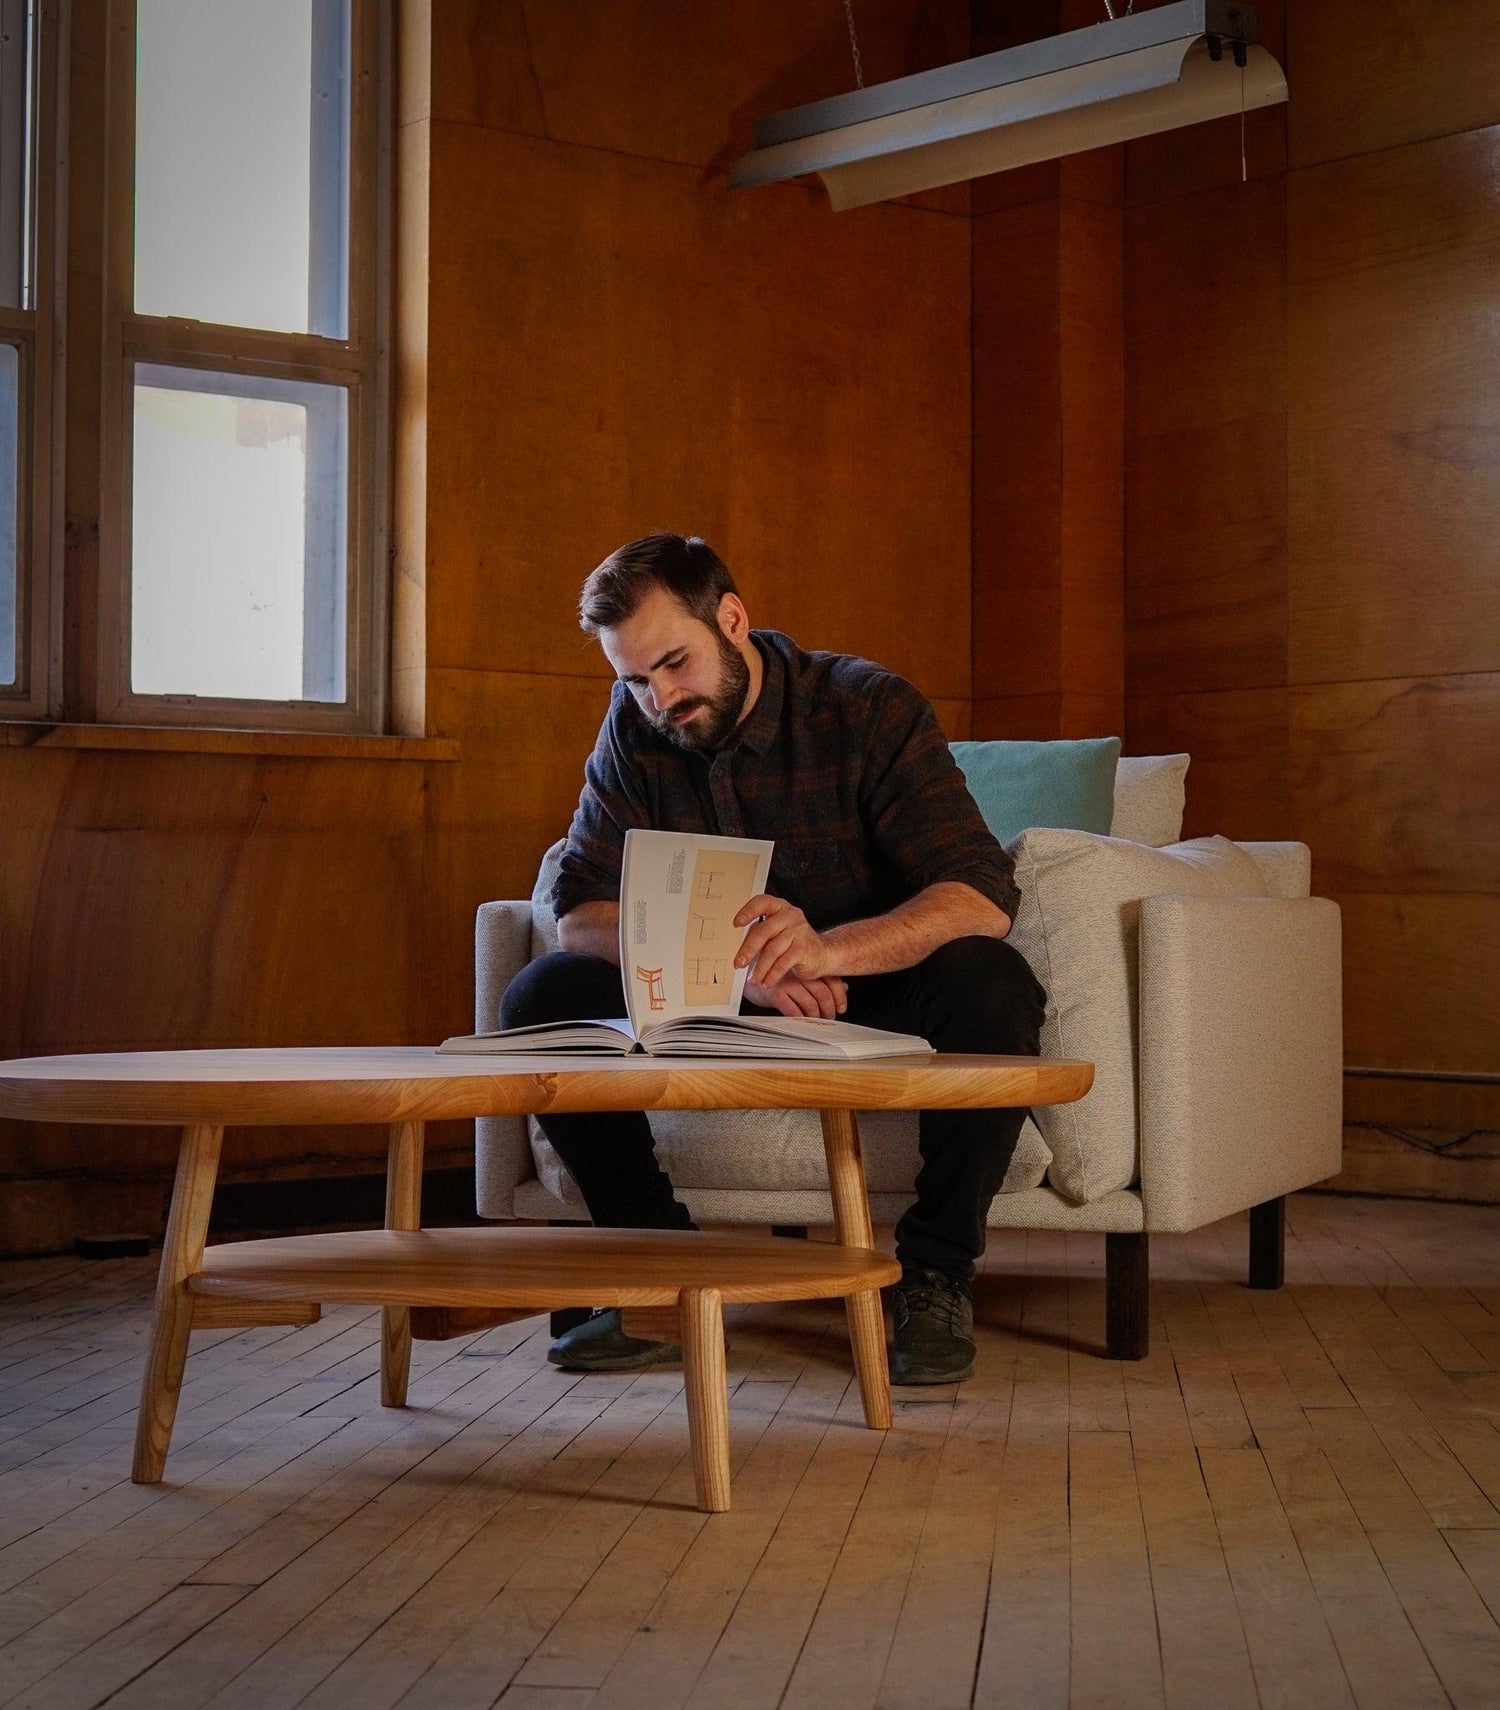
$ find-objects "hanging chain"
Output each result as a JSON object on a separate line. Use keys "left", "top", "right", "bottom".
{"left": 1102, "top": 0, "right": 1135, "bottom": 17}
{"left": 842, "top": 0, "right": 865, "bottom": 88}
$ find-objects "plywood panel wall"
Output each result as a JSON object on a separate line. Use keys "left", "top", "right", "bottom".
{"left": 1126, "top": 0, "right": 1500, "bottom": 1194}
{"left": 0, "top": 0, "right": 976, "bottom": 1254}
{"left": 414, "top": 0, "right": 977, "bottom": 1106}
{"left": 972, "top": 160, "right": 1124, "bottom": 741}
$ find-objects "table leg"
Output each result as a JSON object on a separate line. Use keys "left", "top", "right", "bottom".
{"left": 819, "top": 1108, "right": 893, "bottom": 1431}
{"left": 381, "top": 1119, "right": 425, "bottom": 1407}
{"left": 679, "top": 1286, "right": 730, "bottom": 1512}
{"left": 132, "top": 1123, "right": 223, "bottom": 1484}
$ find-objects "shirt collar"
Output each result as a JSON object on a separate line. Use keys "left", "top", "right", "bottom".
{"left": 728, "top": 632, "right": 784, "bottom": 757}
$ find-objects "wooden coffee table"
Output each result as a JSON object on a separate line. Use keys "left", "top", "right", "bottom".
{"left": 0, "top": 1047, "right": 1092, "bottom": 1511}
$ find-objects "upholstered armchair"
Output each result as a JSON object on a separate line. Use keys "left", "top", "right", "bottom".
{"left": 471, "top": 754, "right": 1343, "bottom": 1357}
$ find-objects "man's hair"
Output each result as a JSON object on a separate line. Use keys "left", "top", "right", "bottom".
{"left": 579, "top": 532, "right": 738, "bottom": 636}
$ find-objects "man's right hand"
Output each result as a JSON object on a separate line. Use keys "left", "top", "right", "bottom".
{"left": 745, "top": 975, "right": 848, "bottom": 1020}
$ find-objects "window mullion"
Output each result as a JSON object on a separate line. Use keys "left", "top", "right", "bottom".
{"left": 0, "top": 0, "right": 59, "bottom": 718}
{"left": 123, "top": 322, "right": 366, "bottom": 387}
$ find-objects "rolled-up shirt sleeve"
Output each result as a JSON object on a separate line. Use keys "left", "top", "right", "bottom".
{"left": 552, "top": 696, "right": 651, "bottom": 920}
{"left": 858, "top": 675, "right": 1021, "bottom": 926}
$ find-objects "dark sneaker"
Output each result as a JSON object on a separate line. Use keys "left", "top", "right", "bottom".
{"left": 890, "top": 1269, "right": 976, "bottom": 1385}
{"left": 546, "top": 1308, "right": 682, "bottom": 1373}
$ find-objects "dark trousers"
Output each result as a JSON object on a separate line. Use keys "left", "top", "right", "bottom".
{"left": 499, "top": 937, "right": 1047, "bottom": 1284}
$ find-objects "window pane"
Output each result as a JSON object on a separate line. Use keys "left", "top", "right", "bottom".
{"left": 0, "top": 343, "right": 16, "bottom": 685}
{"left": 134, "top": 0, "right": 350, "bottom": 336}
{"left": 0, "top": 0, "right": 37, "bottom": 309}
{"left": 131, "top": 364, "right": 348, "bottom": 702}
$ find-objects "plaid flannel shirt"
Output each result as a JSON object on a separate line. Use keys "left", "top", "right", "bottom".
{"left": 553, "top": 630, "right": 1020, "bottom": 932}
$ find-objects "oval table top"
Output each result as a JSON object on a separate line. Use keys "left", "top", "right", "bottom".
{"left": 0, "top": 1045, "right": 1094, "bottom": 1126}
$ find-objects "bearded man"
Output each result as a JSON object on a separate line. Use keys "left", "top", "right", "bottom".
{"left": 499, "top": 532, "right": 1045, "bottom": 1383}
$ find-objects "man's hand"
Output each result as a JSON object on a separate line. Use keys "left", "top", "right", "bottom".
{"left": 733, "top": 894, "right": 834, "bottom": 988}
{"left": 744, "top": 974, "right": 848, "bottom": 1020}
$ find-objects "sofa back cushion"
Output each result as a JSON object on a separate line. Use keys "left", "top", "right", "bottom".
{"left": 1234, "top": 841, "right": 1312, "bottom": 898}
{"left": 531, "top": 840, "right": 567, "bottom": 958}
{"left": 530, "top": 746, "right": 1191, "bottom": 954}
{"left": 950, "top": 738, "right": 1121, "bottom": 846}
{"left": 1006, "top": 831, "right": 1268, "bottom": 1204}
{"left": 1110, "top": 753, "right": 1189, "bottom": 846}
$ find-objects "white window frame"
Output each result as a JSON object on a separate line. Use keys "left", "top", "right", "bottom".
{"left": 0, "top": 0, "right": 62, "bottom": 721}
{"left": 97, "top": 0, "right": 391, "bottom": 733}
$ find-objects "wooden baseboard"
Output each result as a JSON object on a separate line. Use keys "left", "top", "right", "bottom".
{"left": 1322, "top": 1123, "right": 1500, "bottom": 1204}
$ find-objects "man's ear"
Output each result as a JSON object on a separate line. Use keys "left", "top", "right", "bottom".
{"left": 717, "top": 592, "right": 750, "bottom": 642}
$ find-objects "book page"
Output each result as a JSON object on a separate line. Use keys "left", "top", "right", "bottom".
{"left": 619, "top": 829, "right": 773, "bottom": 1035}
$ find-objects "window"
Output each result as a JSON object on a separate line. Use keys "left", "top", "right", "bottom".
{"left": 0, "top": 0, "right": 58, "bottom": 719}
{"left": 97, "top": 0, "right": 388, "bottom": 730}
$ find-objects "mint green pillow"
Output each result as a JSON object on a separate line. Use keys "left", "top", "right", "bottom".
{"left": 950, "top": 737, "right": 1121, "bottom": 847}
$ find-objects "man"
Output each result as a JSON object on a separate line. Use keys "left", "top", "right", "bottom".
{"left": 501, "top": 532, "right": 1045, "bottom": 1383}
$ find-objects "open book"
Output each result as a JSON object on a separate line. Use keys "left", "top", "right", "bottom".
{"left": 440, "top": 829, "right": 934, "bottom": 1060}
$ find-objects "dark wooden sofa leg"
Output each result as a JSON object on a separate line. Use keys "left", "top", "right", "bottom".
{"left": 1105, "top": 1232, "right": 1149, "bottom": 1360}
{"left": 1248, "top": 1196, "right": 1285, "bottom": 1290}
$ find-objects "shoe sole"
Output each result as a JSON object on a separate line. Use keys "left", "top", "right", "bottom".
{"left": 546, "top": 1344, "right": 683, "bottom": 1374}
{"left": 890, "top": 1360, "right": 976, "bottom": 1385}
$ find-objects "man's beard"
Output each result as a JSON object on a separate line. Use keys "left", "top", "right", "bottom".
{"left": 652, "top": 634, "right": 752, "bottom": 754}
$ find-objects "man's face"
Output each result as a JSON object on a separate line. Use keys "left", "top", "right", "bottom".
{"left": 600, "top": 585, "right": 752, "bottom": 754}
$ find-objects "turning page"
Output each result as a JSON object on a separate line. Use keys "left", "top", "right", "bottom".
{"left": 619, "top": 828, "right": 774, "bottom": 1038}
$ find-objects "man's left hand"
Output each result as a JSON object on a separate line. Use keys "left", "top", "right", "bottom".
{"left": 744, "top": 974, "right": 847, "bottom": 1019}
{"left": 733, "top": 894, "right": 833, "bottom": 987}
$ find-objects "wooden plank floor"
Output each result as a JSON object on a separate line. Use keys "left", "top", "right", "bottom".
{"left": 1, "top": 1194, "right": 1499, "bottom": 1709}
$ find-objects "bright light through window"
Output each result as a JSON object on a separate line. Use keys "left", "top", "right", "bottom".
{"left": 131, "top": 364, "right": 347, "bottom": 702}
{"left": 134, "top": 0, "right": 349, "bottom": 337}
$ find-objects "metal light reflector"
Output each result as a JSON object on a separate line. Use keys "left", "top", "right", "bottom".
{"left": 729, "top": 0, "right": 1286, "bottom": 211}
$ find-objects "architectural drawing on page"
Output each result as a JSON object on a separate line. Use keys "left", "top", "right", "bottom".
{"left": 684, "top": 850, "right": 761, "bottom": 1004}
{"left": 619, "top": 829, "right": 773, "bottom": 1036}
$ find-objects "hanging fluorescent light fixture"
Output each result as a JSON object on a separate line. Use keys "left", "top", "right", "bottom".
{"left": 729, "top": 0, "right": 1286, "bottom": 212}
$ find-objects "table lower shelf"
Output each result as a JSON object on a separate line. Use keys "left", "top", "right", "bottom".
{"left": 175, "top": 1223, "right": 902, "bottom": 1512}
{"left": 128, "top": 1105, "right": 918, "bottom": 1505}
{"left": 188, "top": 1225, "right": 902, "bottom": 1309}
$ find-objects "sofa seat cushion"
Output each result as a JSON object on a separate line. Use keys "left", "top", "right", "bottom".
{"left": 529, "top": 1106, "right": 1051, "bottom": 1205}
{"left": 1007, "top": 831, "right": 1269, "bottom": 1204}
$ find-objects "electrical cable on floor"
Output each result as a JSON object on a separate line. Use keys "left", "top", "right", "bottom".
{"left": 1344, "top": 1121, "right": 1500, "bottom": 1160}
{"left": 1342, "top": 1066, "right": 1500, "bottom": 1160}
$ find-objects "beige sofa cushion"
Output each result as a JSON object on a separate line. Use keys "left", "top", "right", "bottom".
{"left": 531, "top": 841, "right": 566, "bottom": 957}
{"left": 1006, "top": 831, "right": 1269, "bottom": 1204}
{"left": 530, "top": 1105, "right": 1051, "bottom": 1205}
{"left": 1235, "top": 841, "right": 1312, "bottom": 899}
{"left": 1110, "top": 753, "right": 1189, "bottom": 846}
{"left": 526, "top": 838, "right": 1053, "bottom": 1204}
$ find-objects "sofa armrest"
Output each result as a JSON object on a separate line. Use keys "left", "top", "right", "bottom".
{"left": 474, "top": 900, "right": 536, "bottom": 1219}
{"left": 476, "top": 900, "right": 533, "bottom": 1031}
{"left": 1138, "top": 893, "right": 1343, "bottom": 1233}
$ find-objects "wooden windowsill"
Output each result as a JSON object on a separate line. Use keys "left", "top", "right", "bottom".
{"left": 0, "top": 721, "right": 459, "bottom": 761}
